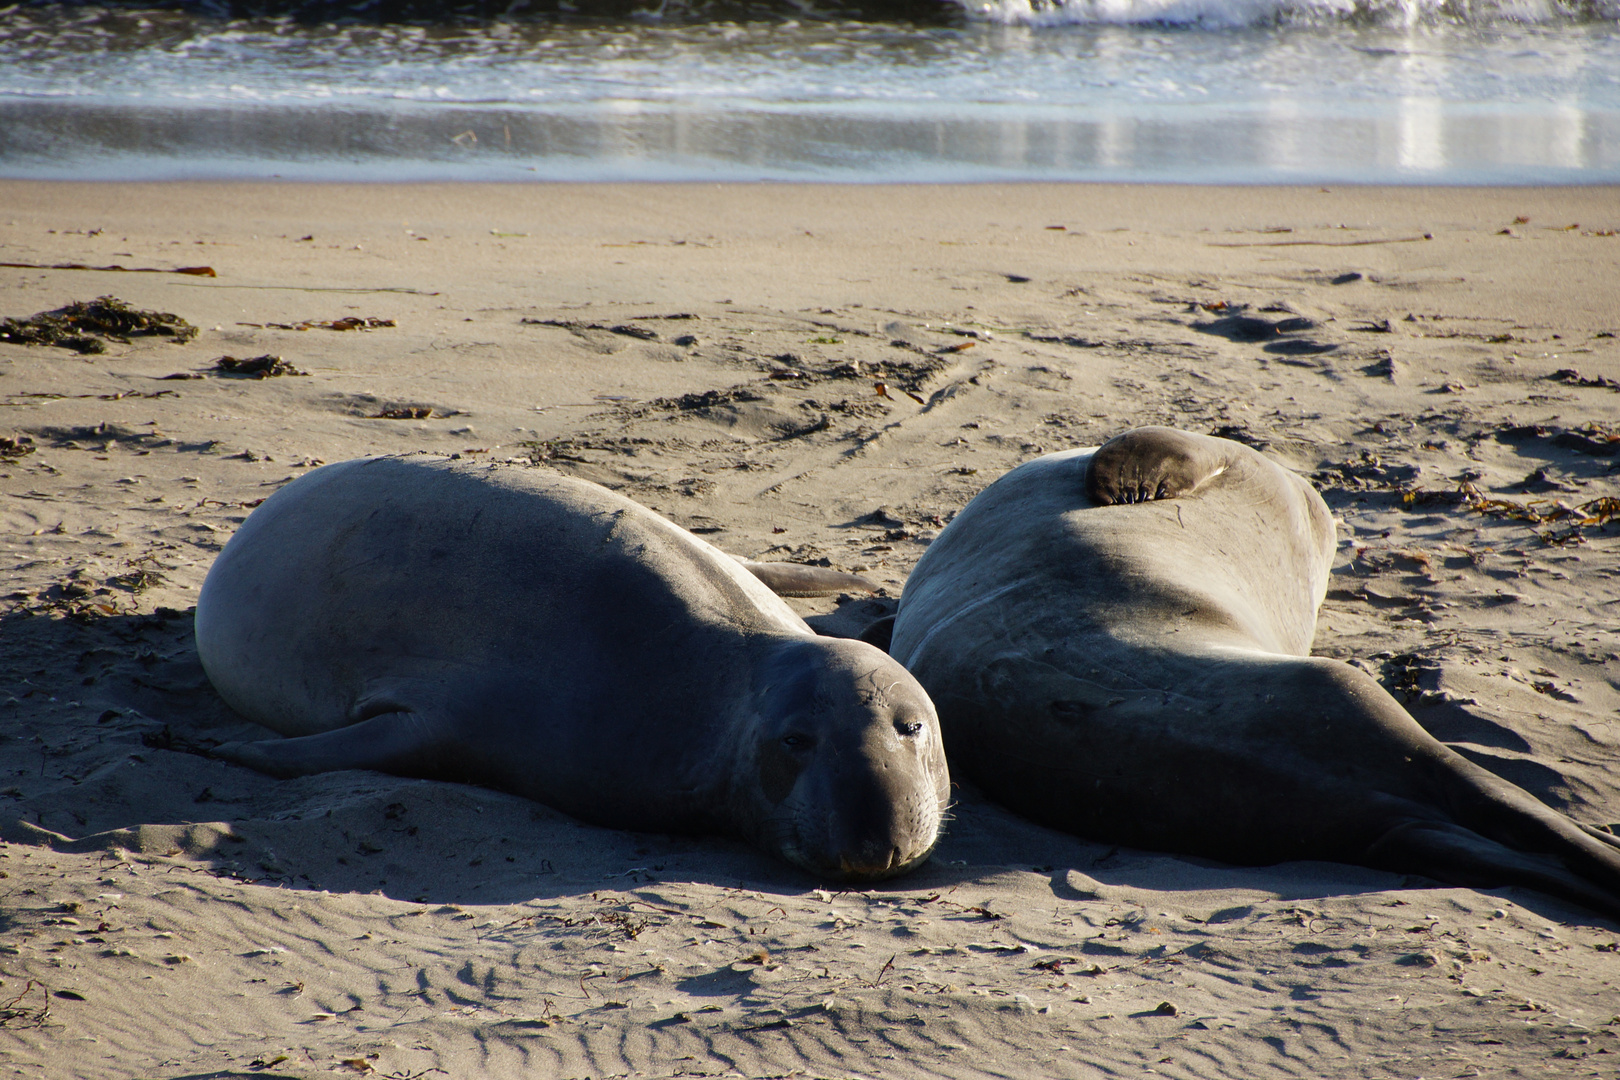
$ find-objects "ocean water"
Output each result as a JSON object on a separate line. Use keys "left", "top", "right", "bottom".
{"left": 1, "top": 0, "right": 1617, "bottom": 182}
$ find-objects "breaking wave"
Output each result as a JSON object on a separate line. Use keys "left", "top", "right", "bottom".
{"left": 958, "top": 0, "right": 1619, "bottom": 26}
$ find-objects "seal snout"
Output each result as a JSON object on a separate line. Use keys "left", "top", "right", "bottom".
{"left": 797, "top": 767, "right": 945, "bottom": 882}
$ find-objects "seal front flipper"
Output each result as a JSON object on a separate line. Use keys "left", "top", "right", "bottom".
{"left": 214, "top": 711, "right": 457, "bottom": 780}
{"left": 1086, "top": 427, "right": 1239, "bottom": 505}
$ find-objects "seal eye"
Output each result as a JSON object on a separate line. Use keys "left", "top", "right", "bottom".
{"left": 893, "top": 717, "right": 924, "bottom": 738}
{"left": 781, "top": 733, "right": 814, "bottom": 751}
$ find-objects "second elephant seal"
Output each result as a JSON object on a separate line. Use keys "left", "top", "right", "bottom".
{"left": 891, "top": 427, "right": 1620, "bottom": 917}
{"left": 196, "top": 456, "right": 949, "bottom": 880}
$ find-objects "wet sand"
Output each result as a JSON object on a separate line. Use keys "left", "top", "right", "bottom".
{"left": 2, "top": 181, "right": 1619, "bottom": 1079}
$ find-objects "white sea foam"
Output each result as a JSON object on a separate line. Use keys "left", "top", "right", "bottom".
{"left": 958, "top": 0, "right": 1619, "bottom": 25}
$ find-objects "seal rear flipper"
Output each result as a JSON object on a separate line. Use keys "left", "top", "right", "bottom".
{"left": 858, "top": 614, "right": 896, "bottom": 653}
{"left": 1366, "top": 819, "right": 1620, "bottom": 922}
{"left": 213, "top": 711, "right": 456, "bottom": 780}
{"left": 1581, "top": 821, "right": 1620, "bottom": 850}
{"left": 1086, "top": 427, "right": 1238, "bottom": 505}
{"left": 741, "top": 560, "right": 879, "bottom": 598}
{"left": 1428, "top": 749, "right": 1620, "bottom": 916}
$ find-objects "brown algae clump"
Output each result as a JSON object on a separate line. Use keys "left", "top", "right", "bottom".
{"left": 0, "top": 296, "right": 199, "bottom": 353}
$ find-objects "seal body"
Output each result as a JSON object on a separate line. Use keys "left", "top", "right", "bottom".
{"left": 196, "top": 456, "right": 948, "bottom": 880}
{"left": 892, "top": 427, "right": 1620, "bottom": 916}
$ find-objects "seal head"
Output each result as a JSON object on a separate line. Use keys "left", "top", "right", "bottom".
{"left": 740, "top": 636, "right": 948, "bottom": 880}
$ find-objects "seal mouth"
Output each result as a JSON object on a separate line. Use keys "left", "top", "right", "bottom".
{"left": 773, "top": 819, "right": 938, "bottom": 883}
{"left": 808, "top": 783, "right": 947, "bottom": 882}
{"left": 839, "top": 848, "right": 903, "bottom": 879}
{"left": 831, "top": 838, "right": 939, "bottom": 882}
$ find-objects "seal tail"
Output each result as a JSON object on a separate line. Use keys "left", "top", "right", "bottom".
{"left": 1370, "top": 749, "right": 1620, "bottom": 921}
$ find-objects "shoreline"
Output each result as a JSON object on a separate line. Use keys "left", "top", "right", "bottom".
{"left": 4, "top": 95, "right": 1619, "bottom": 186}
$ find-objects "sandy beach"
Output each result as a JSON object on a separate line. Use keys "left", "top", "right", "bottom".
{"left": 2, "top": 181, "right": 1619, "bottom": 1079}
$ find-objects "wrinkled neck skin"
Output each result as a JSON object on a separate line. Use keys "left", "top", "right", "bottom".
{"left": 728, "top": 635, "right": 949, "bottom": 883}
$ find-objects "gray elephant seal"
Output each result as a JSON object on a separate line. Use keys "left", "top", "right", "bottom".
{"left": 196, "top": 456, "right": 948, "bottom": 881}
{"left": 892, "top": 427, "right": 1620, "bottom": 917}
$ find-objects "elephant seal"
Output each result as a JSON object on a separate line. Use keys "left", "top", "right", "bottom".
{"left": 891, "top": 427, "right": 1620, "bottom": 917}
{"left": 196, "top": 456, "right": 948, "bottom": 881}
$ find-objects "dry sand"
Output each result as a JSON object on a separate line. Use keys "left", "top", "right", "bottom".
{"left": 2, "top": 181, "right": 1619, "bottom": 1079}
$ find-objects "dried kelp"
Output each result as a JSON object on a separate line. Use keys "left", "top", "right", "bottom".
{"left": 238, "top": 317, "right": 394, "bottom": 332}
{"left": 0, "top": 296, "right": 198, "bottom": 353}
{"left": 1553, "top": 424, "right": 1620, "bottom": 457}
{"left": 0, "top": 260, "right": 214, "bottom": 277}
{"left": 1549, "top": 368, "right": 1620, "bottom": 391}
{"left": 1497, "top": 420, "right": 1620, "bottom": 457}
{"left": 0, "top": 434, "right": 36, "bottom": 460}
{"left": 521, "top": 318, "right": 659, "bottom": 340}
{"left": 1402, "top": 480, "right": 1620, "bottom": 545}
{"left": 214, "top": 355, "right": 308, "bottom": 379}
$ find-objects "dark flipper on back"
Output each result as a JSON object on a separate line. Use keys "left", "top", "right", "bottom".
{"left": 1086, "top": 427, "right": 1237, "bottom": 506}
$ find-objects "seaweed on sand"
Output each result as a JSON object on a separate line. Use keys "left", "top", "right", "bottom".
{"left": 0, "top": 296, "right": 198, "bottom": 354}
